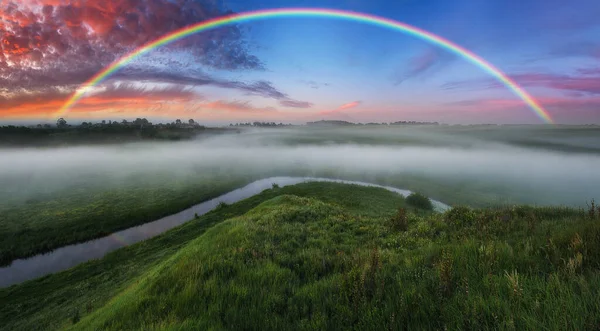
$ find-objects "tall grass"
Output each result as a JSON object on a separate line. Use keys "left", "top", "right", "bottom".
{"left": 71, "top": 194, "right": 600, "bottom": 331}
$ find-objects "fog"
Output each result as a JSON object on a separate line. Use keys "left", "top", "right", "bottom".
{"left": 1, "top": 126, "right": 599, "bottom": 207}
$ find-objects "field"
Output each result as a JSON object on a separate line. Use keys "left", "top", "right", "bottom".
{"left": 1, "top": 182, "right": 599, "bottom": 330}
{"left": 1, "top": 125, "right": 599, "bottom": 265}
{"left": 0, "top": 171, "right": 253, "bottom": 265}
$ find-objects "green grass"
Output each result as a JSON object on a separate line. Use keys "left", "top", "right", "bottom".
{"left": 0, "top": 182, "right": 407, "bottom": 331}
{"left": 0, "top": 175, "right": 252, "bottom": 265}
{"left": 2, "top": 124, "right": 598, "bottom": 266}
{"left": 70, "top": 191, "right": 599, "bottom": 331}
{"left": 2, "top": 182, "right": 599, "bottom": 330}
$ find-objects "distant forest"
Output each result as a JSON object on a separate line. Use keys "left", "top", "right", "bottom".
{"left": 305, "top": 120, "right": 440, "bottom": 126}
{"left": 0, "top": 118, "right": 445, "bottom": 147}
{"left": 0, "top": 118, "right": 228, "bottom": 147}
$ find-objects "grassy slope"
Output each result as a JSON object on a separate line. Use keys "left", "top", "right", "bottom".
{"left": 0, "top": 183, "right": 405, "bottom": 331}
{"left": 1, "top": 183, "right": 595, "bottom": 330}
{"left": 73, "top": 199, "right": 600, "bottom": 331}
{"left": 70, "top": 194, "right": 600, "bottom": 330}
{"left": 3, "top": 125, "right": 598, "bottom": 266}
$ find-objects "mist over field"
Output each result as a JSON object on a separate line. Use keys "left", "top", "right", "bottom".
{"left": 1, "top": 126, "right": 598, "bottom": 207}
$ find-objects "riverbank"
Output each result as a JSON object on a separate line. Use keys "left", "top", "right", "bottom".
{"left": 0, "top": 177, "right": 449, "bottom": 287}
{"left": 1, "top": 181, "right": 597, "bottom": 330}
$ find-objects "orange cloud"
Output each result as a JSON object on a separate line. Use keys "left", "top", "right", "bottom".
{"left": 0, "top": 85, "right": 283, "bottom": 120}
{"left": 0, "top": 85, "right": 200, "bottom": 119}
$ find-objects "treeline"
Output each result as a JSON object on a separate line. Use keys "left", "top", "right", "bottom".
{"left": 0, "top": 118, "right": 230, "bottom": 147}
{"left": 389, "top": 120, "right": 440, "bottom": 125}
{"left": 306, "top": 120, "right": 440, "bottom": 126}
{"left": 229, "top": 122, "right": 293, "bottom": 127}
{"left": 52, "top": 117, "right": 204, "bottom": 129}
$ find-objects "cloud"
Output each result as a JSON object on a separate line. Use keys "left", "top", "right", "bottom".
{"left": 0, "top": 84, "right": 201, "bottom": 118}
{"left": 523, "top": 42, "right": 600, "bottom": 64}
{"left": 577, "top": 67, "right": 600, "bottom": 76}
{"left": 445, "top": 96, "right": 600, "bottom": 123}
{"left": 87, "top": 84, "right": 199, "bottom": 102}
{"left": 0, "top": 87, "right": 71, "bottom": 109}
{"left": 549, "top": 42, "right": 600, "bottom": 60}
{"left": 392, "top": 47, "right": 454, "bottom": 85}
{"left": 316, "top": 101, "right": 362, "bottom": 120}
{"left": 279, "top": 100, "right": 314, "bottom": 108}
{"left": 0, "top": 66, "right": 307, "bottom": 118}
{"left": 195, "top": 100, "right": 276, "bottom": 114}
{"left": 300, "top": 80, "right": 330, "bottom": 89}
{"left": 106, "top": 68, "right": 288, "bottom": 98}
{"left": 443, "top": 71, "right": 600, "bottom": 96}
{"left": 0, "top": 1, "right": 323, "bottom": 119}
{"left": 337, "top": 101, "right": 362, "bottom": 111}
{"left": 108, "top": 69, "right": 314, "bottom": 107}
{"left": 0, "top": 0, "right": 263, "bottom": 92}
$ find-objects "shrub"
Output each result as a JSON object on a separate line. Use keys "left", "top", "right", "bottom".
{"left": 390, "top": 208, "right": 409, "bottom": 231}
{"left": 215, "top": 201, "right": 228, "bottom": 210}
{"left": 445, "top": 206, "right": 476, "bottom": 227}
{"left": 406, "top": 192, "right": 433, "bottom": 211}
{"left": 587, "top": 199, "right": 596, "bottom": 219}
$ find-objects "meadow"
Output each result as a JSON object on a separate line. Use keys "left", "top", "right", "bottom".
{"left": 1, "top": 182, "right": 598, "bottom": 330}
{"left": 1, "top": 125, "right": 599, "bottom": 265}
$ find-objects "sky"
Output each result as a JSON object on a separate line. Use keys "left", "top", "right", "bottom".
{"left": 0, "top": 0, "right": 599, "bottom": 125}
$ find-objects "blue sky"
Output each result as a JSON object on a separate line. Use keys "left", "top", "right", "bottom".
{"left": 1, "top": 0, "right": 599, "bottom": 124}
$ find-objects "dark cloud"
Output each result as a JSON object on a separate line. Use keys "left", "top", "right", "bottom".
{"left": 0, "top": 0, "right": 263, "bottom": 91}
{"left": 279, "top": 100, "right": 314, "bottom": 108}
{"left": 442, "top": 72, "right": 600, "bottom": 96}
{"left": 110, "top": 68, "right": 315, "bottom": 103}
{"left": 0, "top": 64, "right": 317, "bottom": 117}
{"left": 392, "top": 47, "right": 454, "bottom": 85}
{"left": 88, "top": 83, "right": 199, "bottom": 102}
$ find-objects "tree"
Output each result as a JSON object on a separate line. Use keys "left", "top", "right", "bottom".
{"left": 101, "top": 120, "right": 106, "bottom": 125}
{"left": 175, "top": 119, "right": 182, "bottom": 125}
{"left": 56, "top": 118, "right": 67, "bottom": 128}
{"left": 188, "top": 119, "right": 195, "bottom": 125}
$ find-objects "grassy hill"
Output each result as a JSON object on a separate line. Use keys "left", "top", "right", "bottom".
{"left": 1, "top": 182, "right": 599, "bottom": 330}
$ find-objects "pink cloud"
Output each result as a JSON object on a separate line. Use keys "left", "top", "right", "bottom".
{"left": 198, "top": 100, "right": 277, "bottom": 114}
{"left": 336, "top": 101, "right": 362, "bottom": 111}
{"left": 444, "top": 71, "right": 600, "bottom": 95}
{"left": 446, "top": 96, "right": 600, "bottom": 124}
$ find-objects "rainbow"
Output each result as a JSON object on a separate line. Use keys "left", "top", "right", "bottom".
{"left": 55, "top": 8, "right": 554, "bottom": 124}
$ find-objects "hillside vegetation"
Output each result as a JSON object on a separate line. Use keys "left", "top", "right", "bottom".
{"left": 1, "top": 182, "right": 599, "bottom": 330}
